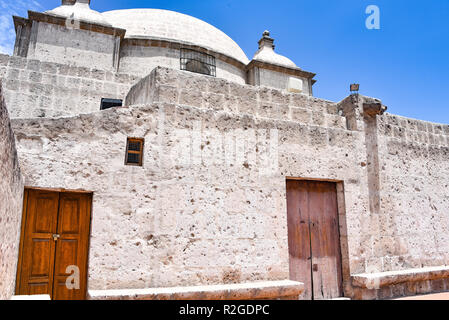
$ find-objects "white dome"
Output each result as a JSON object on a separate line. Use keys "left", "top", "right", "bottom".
{"left": 102, "top": 9, "right": 249, "bottom": 64}
{"left": 253, "top": 48, "right": 297, "bottom": 69}
{"left": 46, "top": 2, "right": 112, "bottom": 27}
{"left": 252, "top": 31, "right": 298, "bottom": 69}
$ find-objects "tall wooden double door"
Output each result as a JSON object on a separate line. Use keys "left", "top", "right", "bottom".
{"left": 286, "top": 180, "right": 343, "bottom": 300}
{"left": 16, "top": 189, "right": 92, "bottom": 300}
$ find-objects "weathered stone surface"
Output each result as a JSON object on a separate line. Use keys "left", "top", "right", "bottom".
{"left": 12, "top": 68, "right": 366, "bottom": 291}
{"left": 352, "top": 266, "right": 449, "bottom": 289}
{"left": 4, "top": 67, "right": 449, "bottom": 300}
{"left": 0, "top": 54, "right": 136, "bottom": 118}
{"left": 87, "top": 280, "right": 304, "bottom": 300}
{"left": 0, "top": 80, "right": 24, "bottom": 300}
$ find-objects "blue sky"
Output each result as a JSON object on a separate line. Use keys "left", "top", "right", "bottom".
{"left": 1, "top": 0, "right": 448, "bottom": 124}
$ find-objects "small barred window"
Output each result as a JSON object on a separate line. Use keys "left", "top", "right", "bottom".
{"left": 101, "top": 98, "right": 123, "bottom": 110}
{"left": 125, "top": 138, "right": 144, "bottom": 166}
{"left": 180, "top": 48, "right": 216, "bottom": 77}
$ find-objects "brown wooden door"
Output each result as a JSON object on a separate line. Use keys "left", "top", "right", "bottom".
{"left": 17, "top": 190, "right": 59, "bottom": 296}
{"left": 16, "top": 189, "right": 92, "bottom": 300}
{"left": 286, "top": 180, "right": 343, "bottom": 300}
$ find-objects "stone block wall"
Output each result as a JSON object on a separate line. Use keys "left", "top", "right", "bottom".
{"left": 0, "top": 54, "right": 138, "bottom": 118}
{"left": 12, "top": 67, "right": 367, "bottom": 292}
{"left": 346, "top": 112, "right": 449, "bottom": 300}
{"left": 9, "top": 67, "right": 449, "bottom": 299}
{"left": 127, "top": 67, "right": 336, "bottom": 126}
{"left": 0, "top": 80, "right": 24, "bottom": 300}
{"left": 375, "top": 115, "right": 449, "bottom": 270}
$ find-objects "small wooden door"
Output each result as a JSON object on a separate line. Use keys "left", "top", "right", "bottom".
{"left": 287, "top": 180, "right": 343, "bottom": 300}
{"left": 16, "top": 189, "right": 92, "bottom": 300}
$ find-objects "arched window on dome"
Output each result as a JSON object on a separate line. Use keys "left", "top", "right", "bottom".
{"left": 180, "top": 48, "right": 216, "bottom": 77}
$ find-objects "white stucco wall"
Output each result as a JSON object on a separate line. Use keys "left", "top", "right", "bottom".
{"left": 27, "top": 22, "right": 118, "bottom": 71}
{"left": 374, "top": 115, "right": 449, "bottom": 271}
{"left": 256, "top": 67, "right": 311, "bottom": 95}
{"left": 118, "top": 44, "right": 246, "bottom": 84}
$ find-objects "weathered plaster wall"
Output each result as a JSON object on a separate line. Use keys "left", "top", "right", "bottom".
{"left": 251, "top": 67, "right": 311, "bottom": 95}
{"left": 27, "top": 22, "right": 118, "bottom": 71}
{"left": 12, "top": 67, "right": 366, "bottom": 292}
{"left": 375, "top": 115, "right": 449, "bottom": 270}
{"left": 1, "top": 48, "right": 244, "bottom": 120}
{"left": 0, "top": 54, "right": 138, "bottom": 118}
{"left": 0, "top": 80, "right": 24, "bottom": 300}
{"left": 348, "top": 113, "right": 449, "bottom": 300}
{"left": 216, "top": 58, "right": 247, "bottom": 85}
{"left": 118, "top": 45, "right": 180, "bottom": 78}
{"left": 10, "top": 68, "right": 449, "bottom": 299}
{"left": 118, "top": 44, "right": 246, "bottom": 84}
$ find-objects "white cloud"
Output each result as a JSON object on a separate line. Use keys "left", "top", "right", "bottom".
{"left": 0, "top": 0, "right": 43, "bottom": 55}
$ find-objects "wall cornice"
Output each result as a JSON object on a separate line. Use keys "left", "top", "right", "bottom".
{"left": 13, "top": 11, "right": 126, "bottom": 39}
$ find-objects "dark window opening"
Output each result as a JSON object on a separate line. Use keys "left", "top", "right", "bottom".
{"left": 125, "top": 138, "right": 144, "bottom": 166}
{"left": 101, "top": 98, "right": 123, "bottom": 110}
{"left": 180, "top": 48, "right": 216, "bottom": 77}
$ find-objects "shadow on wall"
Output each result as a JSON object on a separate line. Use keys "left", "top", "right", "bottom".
{"left": 0, "top": 79, "right": 24, "bottom": 300}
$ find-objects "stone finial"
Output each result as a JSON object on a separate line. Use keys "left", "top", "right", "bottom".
{"left": 62, "top": 0, "right": 91, "bottom": 5}
{"left": 258, "top": 30, "right": 275, "bottom": 50}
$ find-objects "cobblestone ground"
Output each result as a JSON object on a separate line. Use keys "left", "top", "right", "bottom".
{"left": 393, "top": 292, "right": 449, "bottom": 300}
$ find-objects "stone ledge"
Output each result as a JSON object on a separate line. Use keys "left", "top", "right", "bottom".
{"left": 352, "top": 266, "right": 449, "bottom": 289}
{"left": 87, "top": 280, "right": 304, "bottom": 300}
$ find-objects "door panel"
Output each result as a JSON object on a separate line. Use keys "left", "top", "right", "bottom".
{"left": 59, "top": 198, "right": 80, "bottom": 234}
{"left": 29, "top": 239, "right": 53, "bottom": 277}
{"left": 29, "top": 283, "right": 50, "bottom": 295}
{"left": 18, "top": 190, "right": 59, "bottom": 298}
{"left": 321, "top": 182, "right": 343, "bottom": 299}
{"left": 308, "top": 181, "right": 323, "bottom": 299}
{"left": 53, "top": 193, "right": 91, "bottom": 300}
{"left": 54, "top": 240, "right": 78, "bottom": 275}
{"left": 287, "top": 180, "right": 313, "bottom": 300}
{"left": 17, "top": 189, "right": 92, "bottom": 300}
{"left": 286, "top": 180, "right": 343, "bottom": 300}
{"left": 53, "top": 278, "right": 76, "bottom": 300}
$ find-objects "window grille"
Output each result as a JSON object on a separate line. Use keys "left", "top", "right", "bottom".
{"left": 180, "top": 48, "right": 216, "bottom": 77}
{"left": 125, "top": 138, "right": 144, "bottom": 166}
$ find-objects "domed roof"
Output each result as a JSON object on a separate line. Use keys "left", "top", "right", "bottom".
{"left": 253, "top": 48, "right": 297, "bottom": 69}
{"left": 101, "top": 9, "right": 249, "bottom": 65}
{"left": 46, "top": 1, "right": 112, "bottom": 27}
{"left": 252, "top": 31, "right": 298, "bottom": 69}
